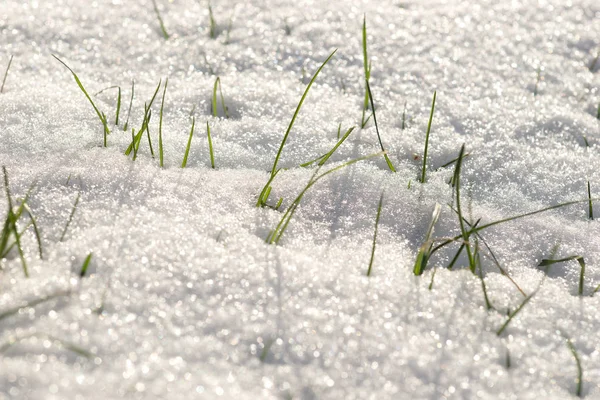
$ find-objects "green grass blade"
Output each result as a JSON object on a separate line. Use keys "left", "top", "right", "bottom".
{"left": 365, "top": 80, "right": 396, "bottom": 172}
{"left": 401, "top": 101, "right": 407, "bottom": 130}
{"left": 207, "top": 121, "right": 215, "bottom": 168}
{"left": 52, "top": 55, "right": 110, "bottom": 147}
{"left": 115, "top": 86, "right": 121, "bottom": 125}
{"left": 208, "top": 2, "right": 217, "bottom": 39}
{"left": 181, "top": 116, "right": 196, "bottom": 168}
{"left": 588, "top": 181, "right": 593, "bottom": 220}
{"left": 80, "top": 252, "right": 93, "bottom": 278}
{"left": 212, "top": 77, "right": 229, "bottom": 118}
{"left": 413, "top": 203, "right": 442, "bottom": 275}
{"left": 159, "top": 78, "right": 168, "bottom": 167}
{"left": 22, "top": 203, "right": 43, "bottom": 260}
{"left": 361, "top": 15, "right": 371, "bottom": 128}
{"left": 151, "top": 0, "right": 170, "bottom": 39}
{"left": 257, "top": 49, "right": 337, "bottom": 207}
{"left": 60, "top": 191, "right": 80, "bottom": 242}
{"left": 125, "top": 79, "right": 162, "bottom": 156}
{"left": 538, "top": 256, "right": 586, "bottom": 295}
{"left": 453, "top": 144, "right": 476, "bottom": 272}
{"left": 366, "top": 191, "right": 384, "bottom": 277}
{"left": 496, "top": 291, "right": 535, "bottom": 336}
{"left": 1, "top": 55, "right": 13, "bottom": 94}
{"left": 123, "top": 80, "right": 135, "bottom": 131}
{"left": 562, "top": 332, "right": 583, "bottom": 397}
{"left": 420, "top": 91, "right": 437, "bottom": 183}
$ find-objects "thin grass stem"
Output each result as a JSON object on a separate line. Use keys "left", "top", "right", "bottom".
{"left": 366, "top": 80, "right": 396, "bottom": 172}
{"left": 366, "top": 191, "right": 384, "bottom": 277}
{"left": 182, "top": 116, "right": 196, "bottom": 168}
{"left": 1, "top": 55, "right": 13, "bottom": 94}
{"left": 420, "top": 91, "right": 436, "bottom": 183}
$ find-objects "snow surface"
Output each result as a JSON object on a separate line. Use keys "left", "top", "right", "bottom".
{"left": 1, "top": 0, "right": 600, "bottom": 398}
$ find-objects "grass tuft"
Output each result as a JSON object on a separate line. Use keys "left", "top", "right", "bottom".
{"left": 420, "top": 91, "right": 437, "bottom": 183}
{"left": 257, "top": 49, "right": 337, "bottom": 207}
{"left": 1, "top": 55, "right": 14, "bottom": 94}
{"left": 53, "top": 55, "right": 110, "bottom": 147}
{"left": 366, "top": 191, "right": 384, "bottom": 277}
{"left": 181, "top": 116, "right": 196, "bottom": 168}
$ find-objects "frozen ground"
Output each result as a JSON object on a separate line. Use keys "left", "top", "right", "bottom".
{"left": 1, "top": 0, "right": 600, "bottom": 398}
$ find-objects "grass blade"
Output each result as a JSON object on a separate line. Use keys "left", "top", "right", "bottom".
{"left": 257, "top": 49, "right": 337, "bottom": 207}
{"left": 123, "top": 80, "right": 135, "bottom": 131}
{"left": 587, "top": 181, "right": 593, "bottom": 220}
{"left": 538, "top": 256, "right": 586, "bottom": 295}
{"left": 361, "top": 15, "right": 372, "bottom": 128}
{"left": 0, "top": 290, "right": 71, "bottom": 322}
{"left": 60, "top": 191, "right": 80, "bottom": 242}
{"left": 207, "top": 121, "right": 215, "bottom": 168}
{"left": 22, "top": 203, "right": 43, "bottom": 260}
{"left": 365, "top": 80, "right": 396, "bottom": 172}
{"left": 420, "top": 91, "right": 437, "bottom": 183}
{"left": 1, "top": 55, "right": 14, "bottom": 93}
{"left": 208, "top": 2, "right": 217, "bottom": 39}
{"left": 212, "top": 77, "right": 229, "bottom": 118}
{"left": 453, "top": 144, "right": 476, "bottom": 272}
{"left": 413, "top": 203, "right": 442, "bottom": 275}
{"left": 562, "top": 331, "right": 583, "bottom": 397}
{"left": 151, "top": 0, "right": 170, "bottom": 39}
{"left": 159, "top": 78, "right": 168, "bottom": 167}
{"left": 52, "top": 55, "right": 110, "bottom": 147}
{"left": 115, "top": 86, "right": 121, "bottom": 125}
{"left": 80, "top": 253, "right": 93, "bottom": 278}
{"left": 182, "top": 116, "right": 196, "bottom": 168}
{"left": 366, "top": 191, "right": 384, "bottom": 277}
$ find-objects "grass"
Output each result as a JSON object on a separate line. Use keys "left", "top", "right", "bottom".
{"left": 94, "top": 86, "right": 121, "bottom": 126}
{"left": 159, "top": 78, "right": 168, "bottom": 167}
{"left": 361, "top": 15, "right": 372, "bottom": 128}
{"left": 181, "top": 116, "right": 196, "bottom": 168}
{"left": 0, "top": 290, "right": 71, "bottom": 322}
{"left": 151, "top": 0, "right": 170, "bottom": 39}
{"left": 401, "top": 101, "right": 407, "bottom": 130}
{"left": 52, "top": 55, "right": 110, "bottom": 147}
{"left": 256, "top": 49, "right": 337, "bottom": 208}
{"left": 453, "top": 144, "right": 476, "bottom": 272}
{"left": 538, "top": 256, "right": 586, "bottom": 295}
{"left": 365, "top": 80, "right": 396, "bottom": 172}
{"left": 206, "top": 121, "right": 215, "bottom": 168}
{"left": 366, "top": 191, "right": 384, "bottom": 277}
{"left": 123, "top": 80, "right": 135, "bottom": 131}
{"left": 413, "top": 203, "right": 442, "bottom": 276}
{"left": 208, "top": 2, "right": 217, "bottom": 39}
{"left": 212, "top": 77, "right": 229, "bottom": 118}
{"left": 588, "top": 181, "right": 593, "bottom": 220}
{"left": 60, "top": 190, "right": 81, "bottom": 242}
{"left": 420, "top": 91, "right": 437, "bottom": 183}
{"left": 125, "top": 79, "right": 162, "bottom": 157}
{"left": 79, "top": 253, "right": 93, "bottom": 278}
{"left": 1, "top": 167, "right": 38, "bottom": 277}
{"left": 1, "top": 54, "right": 14, "bottom": 93}
{"left": 562, "top": 331, "right": 584, "bottom": 397}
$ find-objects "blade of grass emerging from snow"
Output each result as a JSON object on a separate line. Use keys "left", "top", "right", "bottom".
{"left": 562, "top": 332, "right": 583, "bottom": 397}
{"left": 366, "top": 80, "right": 396, "bottom": 172}
{"left": 1, "top": 55, "right": 14, "bottom": 94}
{"left": 1, "top": 167, "right": 31, "bottom": 277}
{"left": 212, "top": 77, "right": 229, "bottom": 118}
{"left": 60, "top": 191, "right": 80, "bottom": 242}
{"left": 413, "top": 203, "right": 442, "bottom": 276}
{"left": 208, "top": 2, "right": 217, "bottom": 39}
{"left": 152, "top": 0, "right": 170, "bottom": 39}
{"left": 361, "top": 15, "right": 372, "bottom": 128}
{"left": 52, "top": 55, "right": 110, "bottom": 147}
{"left": 123, "top": 80, "right": 135, "bottom": 131}
{"left": 268, "top": 151, "right": 384, "bottom": 244}
{"left": 115, "top": 86, "right": 121, "bottom": 125}
{"left": 366, "top": 191, "right": 384, "bottom": 277}
{"left": 420, "top": 91, "right": 437, "bottom": 183}
{"left": 588, "top": 181, "right": 593, "bottom": 220}
{"left": 401, "top": 101, "right": 407, "bottom": 130}
{"left": 159, "top": 78, "right": 168, "bottom": 167}
{"left": 453, "top": 144, "right": 476, "bottom": 272}
{"left": 80, "top": 253, "right": 93, "bottom": 278}
{"left": 22, "top": 203, "right": 42, "bottom": 260}
{"left": 300, "top": 127, "right": 356, "bottom": 168}
{"left": 538, "top": 256, "right": 586, "bottom": 295}
{"left": 257, "top": 49, "right": 337, "bottom": 207}
{"left": 206, "top": 121, "right": 215, "bottom": 168}
{"left": 181, "top": 116, "right": 196, "bottom": 168}
{"left": 125, "top": 79, "right": 162, "bottom": 156}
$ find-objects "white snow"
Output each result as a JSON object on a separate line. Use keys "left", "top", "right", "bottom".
{"left": 1, "top": 0, "right": 600, "bottom": 398}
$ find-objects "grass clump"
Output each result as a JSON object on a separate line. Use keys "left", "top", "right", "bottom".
{"left": 181, "top": 116, "right": 196, "bottom": 168}
{"left": 125, "top": 79, "right": 162, "bottom": 157}
{"left": 1, "top": 55, "right": 13, "bottom": 94}
{"left": 366, "top": 191, "right": 384, "bottom": 277}
{"left": 420, "top": 91, "right": 437, "bottom": 183}
{"left": 53, "top": 55, "right": 110, "bottom": 147}
{"left": 152, "top": 0, "right": 170, "bottom": 39}
{"left": 256, "top": 49, "right": 337, "bottom": 208}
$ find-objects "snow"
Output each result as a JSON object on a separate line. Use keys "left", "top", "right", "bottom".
{"left": 0, "top": 0, "right": 599, "bottom": 398}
